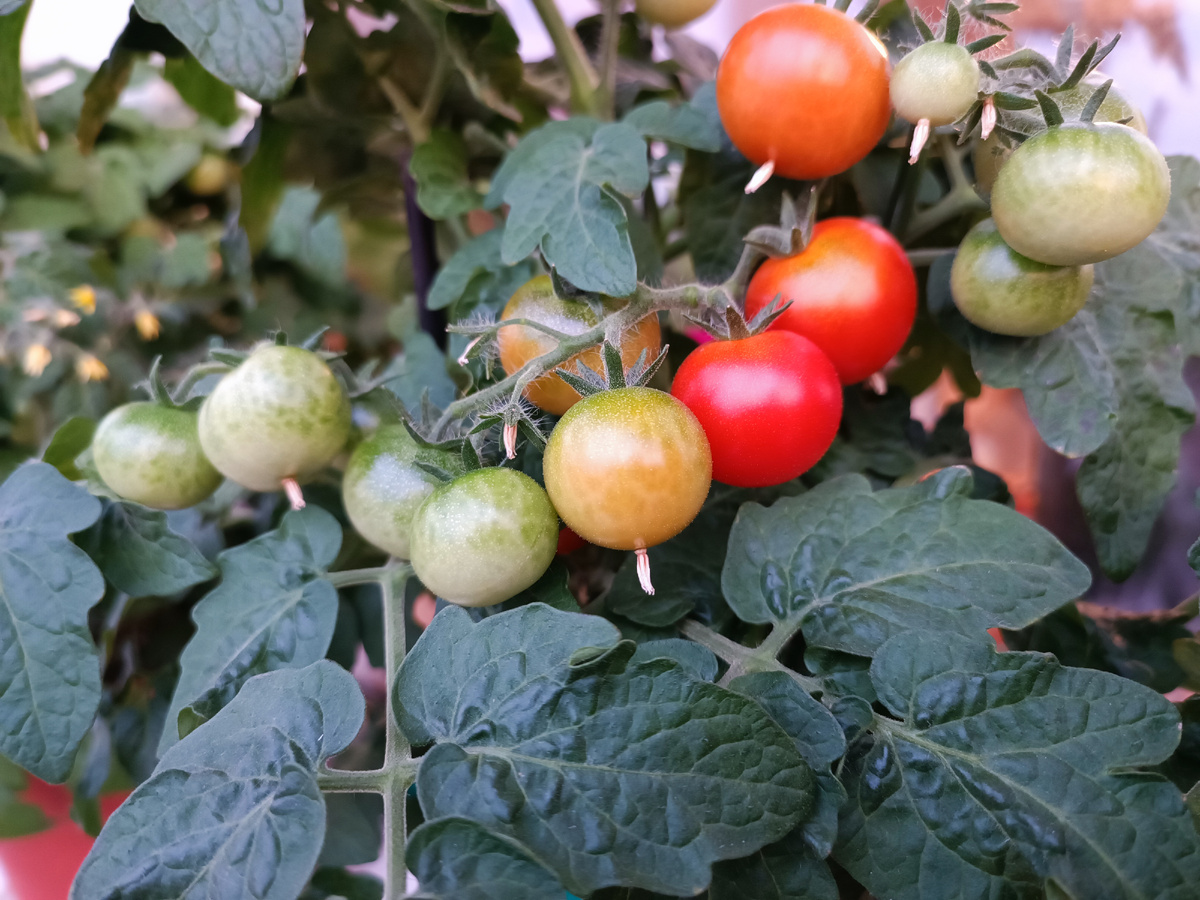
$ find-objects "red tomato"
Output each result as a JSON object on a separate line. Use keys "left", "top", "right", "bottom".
{"left": 716, "top": 4, "right": 891, "bottom": 180}
{"left": 0, "top": 778, "right": 128, "bottom": 900}
{"left": 556, "top": 526, "right": 587, "bottom": 556}
{"left": 744, "top": 218, "right": 917, "bottom": 385}
{"left": 671, "top": 331, "right": 842, "bottom": 487}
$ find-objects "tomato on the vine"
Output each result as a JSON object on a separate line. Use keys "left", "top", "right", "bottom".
{"left": 890, "top": 42, "right": 980, "bottom": 127}
{"left": 199, "top": 344, "right": 352, "bottom": 493}
{"left": 991, "top": 122, "right": 1170, "bottom": 266}
{"left": 671, "top": 331, "right": 842, "bottom": 487}
{"left": 342, "top": 425, "right": 466, "bottom": 559}
{"left": 715, "top": 4, "right": 890, "bottom": 180}
{"left": 498, "top": 276, "right": 661, "bottom": 416}
{"left": 634, "top": 0, "right": 716, "bottom": 29}
{"left": 93, "top": 403, "right": 222, "bottom": 509}
{"left": 744, "top": 218, "right": 917, "bottom": 385}
{"left": 951, "top": 219, "right": 1094, "bottom": 337}
{"left": 543, "top": 386, "right": 710, "bottom": 557}
{"left": 409, "top": 467, "right": 559, "bottom": 607}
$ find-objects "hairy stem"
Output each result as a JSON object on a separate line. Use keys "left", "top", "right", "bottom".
{"left": 904, "top": 185, "right": 987, "bottom": 243}
{"left": 529, "top": 0, "right": 600, "bottom": 115}
{"left": 171, "top": 362, "right": 231, "bottom": 402}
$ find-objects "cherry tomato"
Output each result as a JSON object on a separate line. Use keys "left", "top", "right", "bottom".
{"left": 342, "top": 425, "right": 465, "bottom": 559}
{"left": 634, "top": 0, "right": 716, "bottom": 28}
{"left": 744, "top": 218, "right": 917, "bottom": 385}
{"left": 498, "top": 276, "right": 661, "bottom": 416}
{"left": 556, "top": 526, "right": 587, "bottom": 556}
{"left": 991, "top": 123, "right": 1170, "bottom": 266}
{"left": 671, "top": 331, "right": 842, "bottom": 487}
{"left": 543, "top": 387, "right": 711, "bottom": 550}
{"left": 93, "top": 402, "right": 222, "bottom": 509}
{"left": 951, "top": 219, "right": 1094, "bottom": 337}
{"left": 973, "top": 78, "right": 1148, "bottom": 196}
{"left": 409, "top": 467, "right": 559, "bottom": 607}
{"left": 891, "top": 42, "right": 980, "bottom": 127}
{"left": 716, "top": 4, "right": 890, "bottom": 180}
{"left": 199, "top": 345, "right": 352, "bottom": 493}
{"left": 185, "top": 154, "right": 232, "bottom": 196}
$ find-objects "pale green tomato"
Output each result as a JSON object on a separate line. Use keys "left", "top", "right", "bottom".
{"left": 890, "top": 43, "right": 980, "bottom": 126}
{"left": 991, "top": 122, "right": 1170, "bottom": 266}
{"left": 342, "top": 425, "right": 465, "bottom": 559}
{"left": 199, "top": 345, "right": 352, "bottom": 493}
{"left": 93, "top": 403, "right": 222, "bottom": 510}
{"left": 951, "top": 219, "right": 1093, "bottom": 337}
{"left": 409, "top": 468, "right": 559, "bottom": 607}
{"left": 635, "top": 0, "right": 717, "bottom": 28}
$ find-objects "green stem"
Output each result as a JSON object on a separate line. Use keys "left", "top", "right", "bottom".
{"left": 327, "top": 565, "right": 393, "bottom": 588}
{"left": 937, "top": 132, "right": 972, "bottom": 193}
{"left": 904, "top": 185, "right": 987, "bottom": 243}
{"left": 0, "top": 2, "right": 39, "bottom": 153}
{"left": 529, "top": 0, "right": 600, "bottom": 115}
{"left": 594, "top": 0, "right": 621, "bottom": 120}
{"left": 678, "top": 619, "right": 757, "bottom": 668}
{"left": 448, "top": 317, "right": 574, "bottom": 342}
{"left": 172, "top": 362, "right": 231, "bottom": 403}
{"left": 906, "top": 248, "right": 957, "bottom": 267}
{"left": 380, "top": 564, "right": 413, "bottom": 899}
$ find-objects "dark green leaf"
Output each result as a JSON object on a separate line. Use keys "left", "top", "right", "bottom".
{"left": 268, "top": 185, "right": 347, "bottom": 286}
{"left": 411, "top": 129, "right": 484, "bottom": 220}
{"left": 710, "top": 828, "right": 837, "bottom": 900}
{"left": 428, "top": 226, "right": 540, "bottom": 315}
{"left": 42, "top": 416, "right": 96, "bottom": 481}
{"left": 721, "top": 471, "right": 1091, "bottom": 656}
{"left": 163, "top": 53, "right": 240, "bottom": 126}
{"left": 0, "top": 463, "right": 104, "bottom": 782}
{"left": 318, "top": 793, "right": 383, "bottom": 868}
{"left": 836, "top": 632, "right": 1200, "bottom": 900}
{"left": 73, "top": 662, "right": 365, "bottom": 899}
{"left": 630, "top": 639, "right": 718, "bottom": 681}
{"left": 78, "top": 501, "right": 217, "bottom": 598}
{"left": 382, "top": 333, "right": 457, "bottom": 415}
{"left": 490, "top": 119, "right": 649, "bottom": 296}
{"left": 0, "top": 756, "right": 49, "bottom": 838}
{"left": 397, "top": 604, "right": 814, "bottom": 895}
{"left": 622, "top": 83, "right": 721, "bottom": 152}
{"left": 133, "top": 0, "right": 305, "bottom": 100}
{"left": 158, "top": 506, "right": 343, "bottom": 755}
{"left": 408, "top": 818, "right": 564, "bottom": 899}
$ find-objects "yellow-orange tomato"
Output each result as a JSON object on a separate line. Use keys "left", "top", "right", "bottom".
{"left": 497, "top": 276, "right": 661, "bottom": 416}
{"left": 542, "top": 387, "right": 712, "bottom": 550}
{"left": 716, "top": 4, "right": 891, "bottom": 180}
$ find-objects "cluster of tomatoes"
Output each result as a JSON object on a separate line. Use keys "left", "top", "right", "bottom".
{"left": 88, "top": 2, "right": 1172, "bottom": 609}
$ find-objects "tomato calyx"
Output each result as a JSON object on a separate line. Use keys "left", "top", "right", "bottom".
{"left": 684, "top": 299, "right": 791, "bottom": 344}
{"left": 743, "top": 187, "right": 820, "bottom": 259}
{"left": 554, "top": 338, "right": 669, "bottom": 398}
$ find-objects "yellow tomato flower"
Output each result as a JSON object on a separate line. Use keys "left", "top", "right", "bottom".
{"left": 135, "top": 310, "right": 161, "bottom": 341}
{"left": 68, "top": 285, "right": 97, "bottom": 314}
{"left": 76, "top": 354, "right": 109, "bottom": 382}
{"left": 23, "top": 344, "right": 52, "bottom": 376}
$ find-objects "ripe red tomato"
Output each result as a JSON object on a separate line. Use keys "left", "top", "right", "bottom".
{"left": 556, "top": 526, "right": 587, "bottom": 556}
{"left": 716, "top": 4, "right": 890, "bottom": 180}
{"left": 671, "top": 331, "right": 842, "bottom": 487}
{"left": 744, "top": 218, "right": 917, "bottom": 385}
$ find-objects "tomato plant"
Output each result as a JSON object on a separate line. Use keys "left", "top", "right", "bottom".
{"left": 715, "top": 3, "right": 890, "bottom": 181}
{"left": 744, "top": 217, "right": 918, "bottom": 384}
{"left": 2, "top": 1, "right": 1199, "bottom": 899}
{"left": 671, "top": 331, "right": 842, "bottom": 487}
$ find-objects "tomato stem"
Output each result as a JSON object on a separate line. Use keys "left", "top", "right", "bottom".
{"left": 595, "top": 0, "right": 622, "bottom": 120}
{"left": 529, "top": 0, "right": 601, "bottom": 115}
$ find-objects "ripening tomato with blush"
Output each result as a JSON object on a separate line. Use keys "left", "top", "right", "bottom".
{"left": 671, "top": 331, "right": 842, "bottom": 487}
{"left": 744, "top": 218, "right": 918, "bottom": 385}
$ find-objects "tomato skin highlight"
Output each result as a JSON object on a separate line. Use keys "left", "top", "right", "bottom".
{"left": 409, "top": 467, "right": 558, "bottom": 607}
{"left": 199, "top": 345, "right": 352, "bottom": 493}
{"left": 342, "top": 425, "right": 466, "bottom": 559}
{"left": 716, "top": 4, "right": 890, "bottom": 181}
{"left": 543, "top": 387, "right": 711, "bottom": 551}
{"left": 498, "top": 275, "right": 661, "bottom": 416}
{"left": 671, "top": 332, "right": 842, "bottom": 487}
{"left": 93, "top": 403, "right": 222, "bottom": 509}
{"left": 951, "top": 219, "right": 1094, "bottom": 337}
{"left": 745, "top": 218, "right": 917, "bottom": 385}
{"left": 991, "top": 123, "right": 1170, "bottom": 266}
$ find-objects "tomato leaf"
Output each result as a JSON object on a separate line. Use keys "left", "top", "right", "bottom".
{"left": 835, "top": 632, "right": 1200, "bottom": 900}
{"left": 132, "top": 0, "right": 305, "bottom": 101}
{"left": 489, "top": 119, "right": 649, "bottom": 296}
{"left": 932, "top": 157, "right": 1200, "bottom": 578}
{"left": 709, "top": 827, "right": 838, "bottom": 900}
{"left": 77, "top": 501, "right": 217, "bottom": 598}
{"left": 411, "top": 129, "right": 484, "bottom": 220}
{"left": 41, "top": 415, "right": 96, "bottom": 481}
{"left": 408, "top": 818, "right": 564, "bottom": 899}
{"left": 0, "top": 463, "right": 104, "bottom": 782}
{"left": 157, "top": 505, "right": 343, "bottom": 756}
{"left": 162, "top": 53, "right": 240, "bottom": 126}
{"left": 268, "top": 186, "right": 347, "bottom": 287}
{"left": 427, "top": 226, "right": 540, "bottom": 314}
{"left": 629, "top": 639, "right": 718, "bottom": 681}
{"left": 622, "top": 83, "right": 721, "bottom": 152}
{"left": 395, "top": 604, "right": 814, "bottom": 896}
{"left": 73, "top": 662, "right": 364, "bottom": 900}
{"left": 721, "top": 470, "right": 1090, "bottom": 656}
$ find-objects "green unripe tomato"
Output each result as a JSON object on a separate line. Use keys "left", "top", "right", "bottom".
{"left": 634, "top": 0, "right": 717, "bottom": 28}
{"left": 199, "top": 345, "right": 352, "bottom": 493}
{"left": 409, "top": 467, "right": 559, "bottom": 608}
{"left": 342, "top": 425, "right": 466, "bottom": 559}
{"left": 973, "top": 78, "right": 1148, "bottom": 196}
{"left": 93, "top": 403, "right": 222, "bottom": 510}
{"left": 890, "top": 42, "right": 980, "bottom": 126}
{"left": 950, "top": 219, "right": 1094, "bottom": 337}
{"left": 992, "top": 122, "right": 1170, "bottom": 266}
